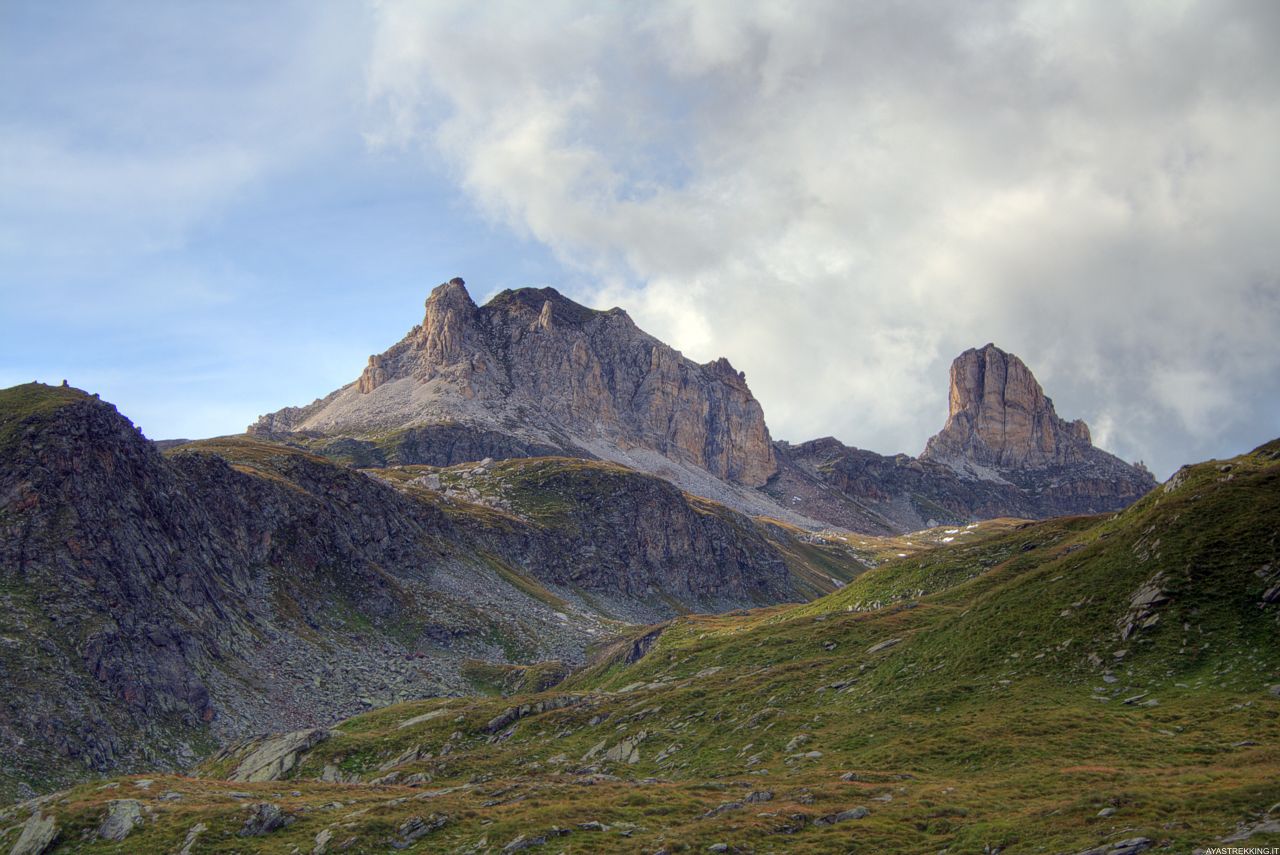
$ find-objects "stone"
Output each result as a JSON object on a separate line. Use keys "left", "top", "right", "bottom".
{"left": 313, "top": 828, "right": 333, "bottom": 855}
{"left": 398, "top": 708, "right": 449, "bottom": 729}
{"left": 239, "top": 802, "right": 294, "bottom": 836}
{"left": 177, "top": 822, "right": 207, "bottom": 855}
{"left": 784, "top": 734, "right": 811, "bottom": 752}
{"left": 502, "top": 834, "right": 547, "bottom": 853}
{"left": 1072, "top": 838, "right": 1153, "bottom": 855}
{"left": 97, "top": 799, "right": 143, "bottom": 841}
{"left": 701, "top": 801, "right": 744, "bottom": 819}
{"left": 813, "top": 806, "right": 869, "bottom": 826}
{"left": 1223, "top": 819, "right": 1280, "bottom": 842}
{"left": 867, "top": 638, "right": 902, "bottom": 654}
{"left": 390, "top": 814, "right": 448, "bottom": 849}
{"left": 603, "top": 731, "right": 647, "bottom": 764}
{"left": 10, "top": 812, "right": 58, "bottom": 855}
{"left": 1097, "top": 807, "right": 1117, "bottom": 817}
{"left": 230, "top": 728, "right": 329, "bottom": 783}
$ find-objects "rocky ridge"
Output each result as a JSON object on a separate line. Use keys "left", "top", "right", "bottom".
{"left": 250, "top": 280, "right": 1156, "bottom": 534}
{"left": 773, "top": 344, "right": 1157, "bottom": 532}
{"left": 251, "top": 279, "right": 777, "bottom": 489}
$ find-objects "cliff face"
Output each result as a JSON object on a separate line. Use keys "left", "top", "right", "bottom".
{"left": 252, "top": 279, "right": 777, "bottom": 488}
{"left": 918, "top": 344, "right": 1157, "bottom": 509}
{"left": 774, "top": 345, "right": 1157, "bottom": 531}
{"left": 921, "top": 344, "right": 1093, "bottom": 470}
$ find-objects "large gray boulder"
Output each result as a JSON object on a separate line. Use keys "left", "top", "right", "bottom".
{"left": 230, "top": 728, "right": 329, "bottom": 782}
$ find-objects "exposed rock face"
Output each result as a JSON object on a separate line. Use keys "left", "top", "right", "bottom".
{"left": 251, "top": 279, "right": 777, "bottom": 488}
{"left": 922, "top": 344, "right": 1092, "bottom": 470}
{"left": 97, "top": 799, "right": 143, "bottom": 841}
{"left": 10, "top": 812, "right": 58, "bottom": 855}
{"left": 228, "top": 728, "right": 330, "bottom": 783}
{"left": 774, "top": 345, "right": 1157, "bottom": 530}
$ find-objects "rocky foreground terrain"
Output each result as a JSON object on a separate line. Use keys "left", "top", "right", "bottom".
{"left": 3, "top": 437, "right": 1276, "bottom": 853}
{"left": 0, "top": 383, "right": 872, "bottom": 801}
{"left": 252, "top": 280, "right": 1155, "bottom": 534}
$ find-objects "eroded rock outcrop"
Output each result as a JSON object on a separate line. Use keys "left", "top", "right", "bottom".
{"left": 922, "top": 343, "right": 1093, "bottom": 470}
{"left": 774, "top": 344, "right": 1157, "bottom": 530}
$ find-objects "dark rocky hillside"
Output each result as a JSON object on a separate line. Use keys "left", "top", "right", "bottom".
{"left": 0, "top": 383, "right": 859, "bottom": 800}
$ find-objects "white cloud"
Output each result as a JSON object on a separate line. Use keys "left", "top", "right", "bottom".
{"left": 363, "top": 0, "right": 1280, "bottom": 477}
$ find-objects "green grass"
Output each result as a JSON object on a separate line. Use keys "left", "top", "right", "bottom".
{"left": 0, "top": 382, "right": 92, "bottom": 453}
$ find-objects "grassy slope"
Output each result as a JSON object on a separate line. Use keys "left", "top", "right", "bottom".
{"left": 0, "top": 382, "right": 91, "bottom": 453}
{"left": 3, "top": 443, "right": 1279, "bottom": 853}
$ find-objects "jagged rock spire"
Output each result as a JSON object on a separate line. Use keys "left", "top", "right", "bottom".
{"left": 922, "top": 343, "right": 1093, "bottom": 470}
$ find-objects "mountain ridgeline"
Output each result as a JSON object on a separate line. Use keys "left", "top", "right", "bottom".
{"left": 252, "top": 279, "right": 1156, "bottom": 534}
{"left": 251, "top": 280, "right": 777, "bottom": 489}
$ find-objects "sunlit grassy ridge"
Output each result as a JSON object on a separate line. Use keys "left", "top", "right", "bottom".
{"left": 0, "top": 382, "right": 92, "bottom": 453}
{"left": 4, "top": 442, "right": 1278, "bottom": 853}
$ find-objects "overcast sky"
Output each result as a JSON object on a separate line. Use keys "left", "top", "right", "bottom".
{"left": 3, "top": 1, "right": 1278, "bottom": 478}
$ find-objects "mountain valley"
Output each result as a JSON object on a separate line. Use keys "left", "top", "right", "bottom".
{"left": 0, "top": 279, "right": 1272, "bottom": 855}
{"left": 3, "top": 434, "right": 1276, "bottom": 853}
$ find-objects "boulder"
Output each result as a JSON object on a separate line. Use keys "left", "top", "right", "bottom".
{"left": 229, "top": 728, "right": 329, "bottom": 783}
{"left": 9, "top": 812, "right": 58, "bottom": 855}
{"left": 97, "top": 799, "right": 143, "bottom": 841}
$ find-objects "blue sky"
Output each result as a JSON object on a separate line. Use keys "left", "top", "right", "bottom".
{"left": 3, "top": 1, "right": 1278, "bottom": 478}
{"left": 1, "top": 2, "right": 575, "bottom": 436}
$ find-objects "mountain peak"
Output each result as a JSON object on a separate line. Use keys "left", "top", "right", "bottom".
{"left": 251, "top": 276, "right": 778, "bottom": 487}
{"left": 424, "top": 277, "right": 476, "bottom": 313}
{"left": 922, "top": 344, "right": 1094, "bottom": 470}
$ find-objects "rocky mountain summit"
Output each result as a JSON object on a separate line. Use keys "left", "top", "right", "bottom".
{"left": 923, "top": 343, "right": 1102, "bottom": 472}
{"left": 776, "top": 345, "right": 1157, "bottom": 532}
{"left": 252, "top": 279, "right": 777, "bottom": 489}
{"left": 251, "top": 279, "right": 1157, "bottom": 534}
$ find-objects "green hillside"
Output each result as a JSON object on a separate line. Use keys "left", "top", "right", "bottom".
{"left": 3, "top": 441, "right": 1278, "bottom": 854}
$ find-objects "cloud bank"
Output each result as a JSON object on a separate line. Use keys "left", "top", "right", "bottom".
{"left": 364, "top": 0, "right": 1280, "bottom": 477}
